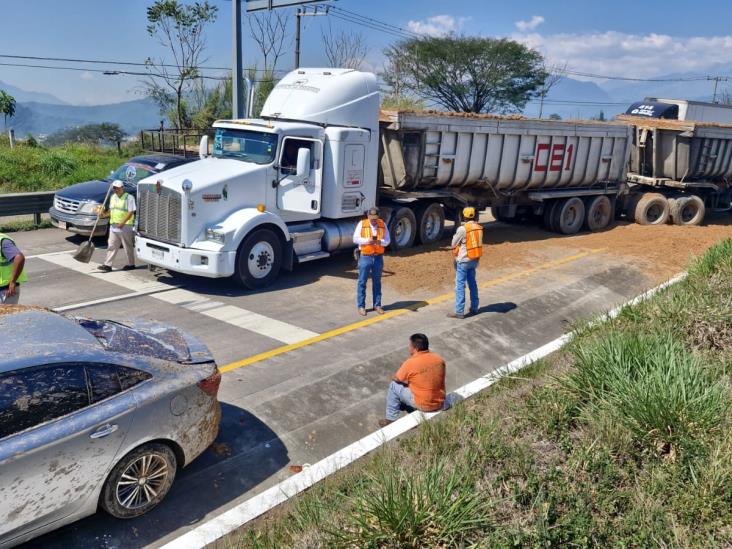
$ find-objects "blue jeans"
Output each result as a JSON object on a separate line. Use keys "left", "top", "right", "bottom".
{"left": 385, "top": 381, "right": 417, "bottom": 420}
{"left": 357, "top": 254, "right": 383, "bottom": 309}
{"left": 385, "top": 381, "right": 460, "bottom": 421}
{"left": 455, "top": 260, "right": 479, "bottom": 314}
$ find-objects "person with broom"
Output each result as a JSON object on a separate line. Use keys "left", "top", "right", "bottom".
{"left": 98, "top": 180, "right": 136, "bottom": 272}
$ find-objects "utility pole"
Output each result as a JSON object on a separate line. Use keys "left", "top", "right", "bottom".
{"left": 294, "top": 5, "right": 329, "bottom": 68}
{"left": 712, "top": 76, "right": 720, "bottom": 104}
{"left": 232, "top": 0, "right": 244, "bottom": 118}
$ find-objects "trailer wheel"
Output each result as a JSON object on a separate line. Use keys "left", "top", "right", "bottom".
{"left": 670, "top": 195, "right": 705, "bottom": 226}
{"left": 389, "top": 206, "right": 417, "bottom": 249}
{"left": 584, "top": 195, "right": 613, "bottom": 231}
{"left": 542, "top": 200, "right": 559, "bottom": 232}
{"left": 491, "top": 206, "right": 515, "bottom": 222}
{"left": 553, "top": 197, "right": 585, "bottom": 235}
{"left": 235, "top": 228, "right": 282, "bottom": 289}
{"left": 415, "top": 202, "right": 445, "bottom": 245}
{"left": 633, "top": 193, "right": 669, "bottom": 225}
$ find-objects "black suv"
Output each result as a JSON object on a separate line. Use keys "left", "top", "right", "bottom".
{"left": 49, "top": 154, "right": 192, "bottom": 237}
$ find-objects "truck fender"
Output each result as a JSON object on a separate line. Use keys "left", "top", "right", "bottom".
{"left": 218, "top": 208, "right": 291, "bottom": 252}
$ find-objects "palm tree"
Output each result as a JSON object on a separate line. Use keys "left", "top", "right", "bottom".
{"left": 0, "top": 90, "right": 17, "bottom": 129}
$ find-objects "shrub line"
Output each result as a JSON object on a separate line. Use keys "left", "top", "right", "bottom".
{"left": 161, "top": 272, "right": 689, "bottom": 549}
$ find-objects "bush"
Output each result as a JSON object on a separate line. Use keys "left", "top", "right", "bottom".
{"left": 39, "top": 150, "right": 78, "bottom": 178}
{"left": 562, "top": 331, "right": 728, "bottom": 459}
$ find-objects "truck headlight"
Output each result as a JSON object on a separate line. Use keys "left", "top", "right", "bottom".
{"left": 206, "top": 227, "right": 226, "bottom": 243}
{"left": 78, "top": 201, "right": 101, "bottom": 215}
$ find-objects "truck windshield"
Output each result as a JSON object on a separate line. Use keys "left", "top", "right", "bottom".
{"left": 213, "top": 128, "right": 278, "bottom": 164}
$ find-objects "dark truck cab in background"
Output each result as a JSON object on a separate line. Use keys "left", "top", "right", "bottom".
{"left": 49, "top": 154, "right": 192, "bottom": 237}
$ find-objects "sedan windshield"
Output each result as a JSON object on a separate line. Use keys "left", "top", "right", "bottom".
{"left": 213, "top": 128, "right": 278, "bottom": 164}
{"left": 109, "top": 163, "right": 156, "bottom": 184}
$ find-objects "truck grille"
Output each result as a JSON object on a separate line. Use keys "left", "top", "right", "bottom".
{"left": 138, "top": 187, "right": 182, "bottom": 244}
{"left": 54, "top": 195, "right": 81, "bottom": 214}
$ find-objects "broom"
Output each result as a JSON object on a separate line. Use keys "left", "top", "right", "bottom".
{"left": 73, "top": 181, "right": 115, "bottom": 263}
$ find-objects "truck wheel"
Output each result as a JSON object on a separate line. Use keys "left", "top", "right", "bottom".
{"left": 670, "top": 195, "right": 705, "bottom": 226}
{"left": 415, "top": 202, "right": 445, "bottom": 245}
{"left": 235, "top": 228, "right": 282, "bottom": 289}
{"left": 542, "top": 200, "right": 558, "bottom": 232}
{"left": 584, "top": 195, "right": 613, "bottom": 231}
{"left": 553, "top": 197, "right": 586, "bottom": 235}
{"left": 389, "top": 206, "right": 417, "bottom": 249}
{"left": 633, "top": 193, "right": 669, "bottom": 225}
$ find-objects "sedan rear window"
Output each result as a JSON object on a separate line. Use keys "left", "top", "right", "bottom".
{"left": 77, "top": 319, "right": 191, "bottom": 362}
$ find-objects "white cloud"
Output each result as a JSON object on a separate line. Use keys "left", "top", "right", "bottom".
{"left": 513, "top": 30, "right": 732, "bottom": 80}
{"left": 515, "top": 15, "right": 544, "bottom": 32}
{"left": 80, "top": 71, "right": 94, "bottom": 81}
{"left": 407, "top": 15, "right": 469, "bottom": 37}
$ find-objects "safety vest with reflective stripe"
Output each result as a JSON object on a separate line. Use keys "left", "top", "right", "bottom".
{"left": 110, "top": 192, "right": 135, "bottom": 225}
{"left": 359, "top": 219, "right": 386, "bottom": 256}
{"left": 453, "top": 221, "right": 483, "bottom": 260}
{"left": 0, "top": 233, "right": 28, "bottom": 287}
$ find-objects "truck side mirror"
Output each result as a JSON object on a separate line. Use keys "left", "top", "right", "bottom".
{"left": 199, "top": 135, "right": 209, "bottom": 159}
{"left": 296, "top": 148, "right": 310, "bottom": 179}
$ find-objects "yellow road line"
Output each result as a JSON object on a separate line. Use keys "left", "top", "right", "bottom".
{"left": 219, "top": 248, "right": 606, "bottom": 373}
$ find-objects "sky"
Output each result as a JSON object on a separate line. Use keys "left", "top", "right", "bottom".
{"left": 2, "top": 0, "right": 732, "bottom": 105}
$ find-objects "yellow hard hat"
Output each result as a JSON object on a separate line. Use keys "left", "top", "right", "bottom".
{"left": 462, "top": 207, "right": 476, "bottom": 219}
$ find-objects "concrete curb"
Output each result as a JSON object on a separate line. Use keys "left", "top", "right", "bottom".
{"left": 161, "top": 272, "right": 687, "bottom": 549}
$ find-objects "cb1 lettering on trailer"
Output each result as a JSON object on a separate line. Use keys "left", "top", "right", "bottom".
{"left": 535, "top": 143, "right": 574, "bottom": 172}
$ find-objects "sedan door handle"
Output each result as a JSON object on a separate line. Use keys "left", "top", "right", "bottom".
{"left": 90, "top": 423, "right": 118, "bottom": 439}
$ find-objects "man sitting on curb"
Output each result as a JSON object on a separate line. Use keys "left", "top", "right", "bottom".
{"left": 379, "top": 333, "right": 450, "bottom": 427}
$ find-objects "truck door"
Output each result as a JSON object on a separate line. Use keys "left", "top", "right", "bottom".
{"left": 276, "top": 137, "right": 322, "bottom": 215}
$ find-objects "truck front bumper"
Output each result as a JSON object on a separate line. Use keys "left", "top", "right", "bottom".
{"left": 135, "top": 235, "right": 237, "bottom": 278}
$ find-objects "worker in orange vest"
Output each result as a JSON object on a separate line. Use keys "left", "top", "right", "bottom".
{"left": 448, "top": 207, "right": 483, "bottom": 319}
{"left": 352, "top": 207, "right": 391, "bottom": 316}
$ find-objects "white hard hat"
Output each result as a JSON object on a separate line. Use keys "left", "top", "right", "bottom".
{"left": 112, "top": 180, "right": 124, "bottom": 188}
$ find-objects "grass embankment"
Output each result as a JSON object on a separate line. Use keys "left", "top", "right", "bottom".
{"left": 0, "top": 136, "right": 141, "bottom": 193}
{"left": 234, "top": 238, "right": 732, "bottom": 548}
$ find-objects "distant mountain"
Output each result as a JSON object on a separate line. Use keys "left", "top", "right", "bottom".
{"left": 10, "top": 98, "right": 162, "bottom": 137}
{"left": 523, "top": 77, "right": 620, "bottom": 120}
{"left": 0, "top": 80, "right": 68, "bottom": 105}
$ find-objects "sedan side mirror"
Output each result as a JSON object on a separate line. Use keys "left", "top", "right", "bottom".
{"left": 296, "top": 148, "right": 310, "bottom": 179}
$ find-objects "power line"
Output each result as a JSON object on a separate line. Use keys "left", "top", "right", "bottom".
{"left": 0, "top": 61, "right": 228, "bottom": 80}
{"left": 327, "top": 12, "right": 413, "bottom": 39}
{"left": 329, "top": 5, "right": 421, "bottom": 39}
{"left": 556, "top": 67, "right": 722, "bottom": 83}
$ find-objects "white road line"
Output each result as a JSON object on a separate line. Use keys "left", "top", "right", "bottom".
{"left": 52, "top": 287, "right": 178, "bottom": 313}
{"left": 161, "top": 273, "right": 688, "bottom": 549}
{"left": 26, "top": 249, "right": 77, "bottom": 260}
{"left": 38, "top": 253, "right": 319, "bottom": 345}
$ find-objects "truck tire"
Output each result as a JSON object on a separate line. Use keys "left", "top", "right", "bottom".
{"left": 415, "top": 202, "right": 445, "bottom": 245}
{"left": 389, "top": 206, "right": 417, "bottom": 250}
{"left": 235, "top": 228, "right": 282, "bottom": 289}
{"left": 553, "top": 197, "right": 586, "bottom": 235}
{"left": 491, "top": 206, "right": 515, "bottom": 222}
{"left": 543, "top": 200, "right": 559, "bottom": 232}
{"left": 670, "top": 195, "right": 705, "bottom": 226}
{"left": 584, "top": 195, "right": 613, "bottom": 231}
{"left": 632, "top": 193, "right": 669, "bottom": 225}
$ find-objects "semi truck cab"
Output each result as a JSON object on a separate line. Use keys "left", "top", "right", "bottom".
{"left": 135, "top": 68, "right": 381, "bottom": 288}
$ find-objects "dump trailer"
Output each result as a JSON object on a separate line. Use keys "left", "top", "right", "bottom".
{"left": 618, "top": 115, "right": 732, "bottom": 225}
{"left": 135, "top": 68, "right": 633, "bottom": 289}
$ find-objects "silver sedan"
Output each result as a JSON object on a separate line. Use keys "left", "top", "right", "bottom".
{"left": 0, "top": 307, "right": 221, "bottom": 548}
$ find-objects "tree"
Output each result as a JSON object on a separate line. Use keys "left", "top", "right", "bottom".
{"left": 46, "top": 123, "right": 126, "bottom": 146}
{"left": 0, "top": 90, "right": 16, "bottom": 129}
{"left": 383, "top": 36, "right": 547, "bottom": 114}
{"left": 537, "top": 62, "right": 567, "bottom": 118}
{"left": 143, "top": 0, "right": 218, "bottom": 129}
{"left": 321, "top": 22, "right": 368, "bottom": 70}
{"left": 548, "top": 113, "right": 562, "bottom": 120}
{"left": 190, "top": 77, "right": 232, "bottom": 129}
{"left": 248, "top": 9, "right": 289, "bottom": 75}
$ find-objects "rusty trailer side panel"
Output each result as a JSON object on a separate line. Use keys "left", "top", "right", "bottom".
{"left": 380, "top": 112, "right": 633, "bottom": 194}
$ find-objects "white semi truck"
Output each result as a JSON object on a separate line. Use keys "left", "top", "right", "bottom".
{"left": 133, "top": 68, "right": 636, "bottom": 288}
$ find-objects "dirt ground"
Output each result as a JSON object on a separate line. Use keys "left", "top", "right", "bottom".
{"left": 383, "top": 213, "right": 732, "bottom": 296}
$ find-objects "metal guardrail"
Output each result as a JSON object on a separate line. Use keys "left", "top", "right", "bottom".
{"left": 0, "top": 191, "right": 56, "bottom": 225}
{"left": 140, "top": 129, "right": 210, "bottom": 158}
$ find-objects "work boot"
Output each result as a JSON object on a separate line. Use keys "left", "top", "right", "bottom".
{"left": 447, "top": 312, "right": 465, "bottom": 319}
{"left": 378, "top": 419, "right": 394, "bottom": 428}
{"left": 358, "top": 308, "right": 367, "bottom": 316}
{"left": 121, "top": 265, "right": 136, "bottom": 271}
{"left": 468, "top": 308, "right": 478, "bottom": 316}
{"left": 97, "top": 265, "right": 112, "bottom": 273}
{"left": 375, "top": 306, "right": 385, "bottom": 315}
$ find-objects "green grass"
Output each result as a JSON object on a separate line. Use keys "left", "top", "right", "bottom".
{"left": 0, "top": 136, "right": 143, "bottom": 193}
{"left": 223, "top": 238, "right": 732, "bottom": 549}
{"left": 0, "top": 218, "right": 53, "bottom": 233}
